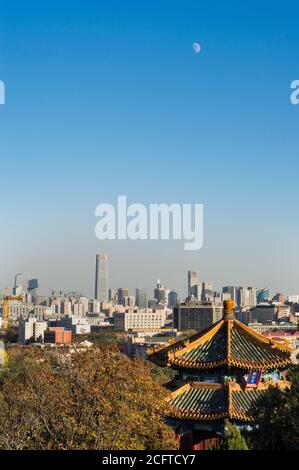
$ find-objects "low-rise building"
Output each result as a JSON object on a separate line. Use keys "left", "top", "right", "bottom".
{"left": 54, "top": 315, "right": 91, "bottom": 335}
{"left": 113, "top": 308, "right": 168, "bottom": 331}
{"left": 18, "top": 317, "right": 48, "bottom": 344}
{"left": 44, "top": 327, "right": 72, "bottom": 345}
{"left": 239, "top": 305, "right": 276, "bottom": 325}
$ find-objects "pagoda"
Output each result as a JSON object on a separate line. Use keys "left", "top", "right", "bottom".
{"left": 148, "top": 300, "right": 293, "bottom": 450}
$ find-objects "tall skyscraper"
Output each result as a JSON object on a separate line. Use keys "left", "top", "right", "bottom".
{"left": 168, "top": 290, "right": 178, "bottom": 307}
{"left": 222, "top": 286, "right": 237, "bottom": 303}
{"left": 117, "top": 288, "right": 129, "bottom": 306}
{"left": 154, "top": 279, "right": 169, "bottom": 305}
{"left": 188, "top": 271, "right": 199, "bottom": 298}
{"left": 13, "top": 273, "right": 27, "bottom": 295}
{"left": 136, "top": 288, "right": 147, "bottom": 308}
{"left": 108, "top": 288, "right": 116, "bottom": 302}
{"left": 94, "top": 254, "right": 108, "bottom": 302}
{"left": 201, "top": 282, "right": 214, "bottom": 302}
{"left": 28, "top": 278, "right": 39, "bottom": 297}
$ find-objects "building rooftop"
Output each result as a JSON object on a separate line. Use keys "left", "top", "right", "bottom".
{"left": 148, "top": 300, "right": 292, "bottom": 371}
{"left": 168, "top": 380, "right": 288, "bottom": 422}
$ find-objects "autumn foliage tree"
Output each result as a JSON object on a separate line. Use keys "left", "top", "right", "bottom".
{"left": 0, "top": 345, "right": 177, "bottom": 450}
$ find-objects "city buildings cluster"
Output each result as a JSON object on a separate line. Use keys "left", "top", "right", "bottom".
{"left": 0, "top": 256, "right": 298, "bottom": 357}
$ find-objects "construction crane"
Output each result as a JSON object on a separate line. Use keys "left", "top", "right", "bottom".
{"left": 2, "top": 291, "right": 23, "bottom": 331}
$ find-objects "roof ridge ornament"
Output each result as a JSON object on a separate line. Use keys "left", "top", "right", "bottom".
{"left": 223, "top": 299, "right": 235, "bottom": 321}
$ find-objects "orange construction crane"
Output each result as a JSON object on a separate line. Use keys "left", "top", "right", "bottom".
{"left": 2, "top": 292, "right": 23, "bottom": 330}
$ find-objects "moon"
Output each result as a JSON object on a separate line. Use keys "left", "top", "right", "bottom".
{"left": 192, "top": 42, "right": 201, "bottom": 54}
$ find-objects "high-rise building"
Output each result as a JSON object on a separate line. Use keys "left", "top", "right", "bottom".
{"left": 201, "top": 282, "right": 214, "bottom": 302}
{"left": 117, "top": 288, "right": 129, "bottom": 306}
{"left": 135, "top": 288, "right": 147, "bottom": 308}
{"left": 248, "top": 287, "right": 257, "bottom": 308}
{"left": 154, "top": 279, "right": 169, "bottom": 305}
{"left": 28, "top": 278, "right": 39, "bottom": 296}
{"left": 123, "top": 296, "right": 135, "bottom": 307}
{"left": 168, "top": 290, "right": 178, "bottom": 307}
{"left": 94, "top": 254, "right": 108, "bottom": 302}
{"left": 13, "top": 273, "right": 27, "bottom": 296}
{"left": 234, "top": 287, "right": 257, "bottom": 309}
{"left": 256, "top": 288, "right": 270, "bottom": 304}
{"left": 108, "top": 288, "right": 116, "bottom": 302}
{"left": 222, "top": 286, "right": 237, "bottom": 302}
{"left": 188, "top": 271, "right": 199, "bottom": 298}
{"left": 173, "top": 302, "right": 222, "bottom": 332}
{"left": 239, "top": 305, "right": 276, "bottom": 325}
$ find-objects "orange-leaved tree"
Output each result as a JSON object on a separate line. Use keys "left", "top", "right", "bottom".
{"left": 0, "top": 345, "right": 177, "bottom": 450}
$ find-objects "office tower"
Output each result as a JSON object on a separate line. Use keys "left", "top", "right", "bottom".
{"left": 256, "top": 288, "right": 270, "bottom": 304}
{"left": 108, "top": 288, "right": 116, "bottom": 302}
{"left": 168, "top": 290, "right": 178, "bottom": 307}
{"left": 248, "top": 287, "right": 257, "bottom": 308}
{"left": 117, "top": 288, "right": 129, "bottom": 306}
{"left": 91, "top": 299, "right": 101, "bottom": 314}
{"left": 62, "top": 300, "right": 72, "bottom": 315}
{"left": 222, "top": 286, "right": 237, "bottom": 302}
{"left": 28, "top": 278, "right": 39, "bottom": 297}
{"left": 123, "top": 296, "right": 135, "bottom": 308}
{"left": 136, "top": 288, "right": 147, "bottom": 308}
{"left": 154, "top": 279, "right": 168, "bottom": 305}
{"left": 241, "top": 305, "right": 276, "bottom": 325}
{"left": 201, "top": 282, "right": 214, "bottom": 302}
{"left": 94, "top": 254, "right": 108, "bottom": 302}
{"left": 173, "top": 302, "right": 223, "bottom": 332}
{"left": 237, "top": 287, "right": 249, "bottom": 308}
{"left": 13, "top": 273, "right": 27, "bottom": 296}
{"left": 188, "top": 271, "right": 199, "bottom": 298}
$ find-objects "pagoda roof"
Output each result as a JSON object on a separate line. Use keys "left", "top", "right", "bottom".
{"left": 167, "top": 380, "right": 288, "bottom": 422}
{"left": 148, "top": 315, "right": 292, "bottom": 371}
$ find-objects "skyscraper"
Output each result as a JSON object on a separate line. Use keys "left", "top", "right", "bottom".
{"left": 222, "top": 286, "right": 237, "bottom": 303}
{"left": 13, "top": 273, "right": 27, "bottom": 295}
{"left": 136, "top": 288, "right": 147, "bottom": 308}
{"left": 201, "top": 282, "right": 214, "bottom": 302}
{"left": 154, "top": 279, "right": 169, "bottom": 305}
{"left": 94, "top": 254, "right": 108, "bottom": 302}
{"left": 168, "top": 290, "right": 178, "bottom": 307}
{"left": 117, "top": 288, "right": 129, "bottom": 306}
{"left": 257, "top": 288, "right": 270, "bottom": 304}
{"left": 188, "top": 271, "right": 199, "bottom": 298}
{"left": 28, "top": 278, "right": 39, "bottom": 297}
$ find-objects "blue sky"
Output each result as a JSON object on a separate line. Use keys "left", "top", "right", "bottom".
{"left": 0, "top": 1, "right": 298, "bottom": 297}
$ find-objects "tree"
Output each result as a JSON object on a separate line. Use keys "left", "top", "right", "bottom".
{"left": 1, "top": 325, "right": 18, "bottom": 344}
{"left": 248, "top": 366, "right": 299, "bottom": 450}
{"left": 0, "top": 345, "right": 177, "bottom": 450}
{"left": 220, "top": 420, "right": 248, "bottom": 450}
{"left": 150, "top": 363, "right": 177, "bottom": 385}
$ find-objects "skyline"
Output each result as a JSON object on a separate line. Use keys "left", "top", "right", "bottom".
{"left": 2, "top": 252, "right": 297, "bottom": 300}
{"left": 1, "top": 1, "right": 299, "bottom": 296}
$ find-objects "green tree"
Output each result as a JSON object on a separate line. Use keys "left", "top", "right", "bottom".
{"left": 248, "top": 366, "right": 299, "bottom": 450}
{"left": 0, "top": 345, "right": 177, "bottom": 450}
{"left": 220, "top": 420, "right": 248, "bottom": 450}
{"left": 150, "top": 363, "right": 177, "bottom": 385}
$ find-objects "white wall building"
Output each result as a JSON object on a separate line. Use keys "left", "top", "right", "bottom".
{"left": 57, "top": 315, "right": 91, "bottom": 335}
{"left": 113, "top": 308, "right": 168, "bottom": 331}
{"left": 18, "top": 317, "right": 48, "bottom": 344}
